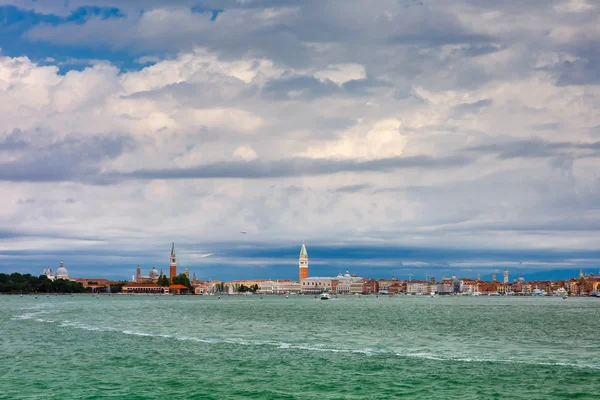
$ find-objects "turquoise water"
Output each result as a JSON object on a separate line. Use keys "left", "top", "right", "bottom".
{"left": 2, "top": 295, "right": 599, "bottom": 399}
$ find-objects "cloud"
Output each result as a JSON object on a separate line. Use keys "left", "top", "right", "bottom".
{"left": 466, "top": 138, "right": 600, "bottom": 160}
{"left": 112, "top": 154, "right": 473, "bottom": 181}
{"left": 0, "top": 0, "right": 600, "bottom": 280}
{"left": 0, "top": 131, "right": 135, "bottom": 182}
{"left": 451, "top": 99, "right": 493, "bottom": 116}
{"left": 333, "top": 184, "right": 372, "bottom": 194}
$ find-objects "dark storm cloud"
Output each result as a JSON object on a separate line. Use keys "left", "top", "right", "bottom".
{"left": 114, "top": 154, "right": 473, "bottom": 181}
{"left": 0, "top": 132, "right": 135, "bottom": 182}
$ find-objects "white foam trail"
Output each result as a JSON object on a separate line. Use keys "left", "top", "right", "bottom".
{"left": 400, "top": 352, "right": 600, "bottom": 370}
{"left": 14, "top": 315, "right": 600, "bottom": 370}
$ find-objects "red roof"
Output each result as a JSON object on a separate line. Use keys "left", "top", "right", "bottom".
{"left": 123, "top": 283, "right": 161, "bottom": 288}
{"left": 169, "top": 284, "right": 188, "bottom": 289}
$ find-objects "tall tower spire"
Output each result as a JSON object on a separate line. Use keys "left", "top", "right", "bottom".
{"left": 503, "top": 267, "right": 509, "bottom": 284}
{"left": 170, "top": 243, "right": 177, "bottom": 282}
{"left": 299, "top": 241, "right": 308, "bottom": 282}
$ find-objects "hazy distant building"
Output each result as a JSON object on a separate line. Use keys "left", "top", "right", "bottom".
{"left": 134, "top": 265, "right": 159, "bottom": 283}
{"left": 299, "top": 242, "right": 308, "bottom": 281}
{"left": 170, "top": 243, "right": 177, "bottom": 281}
{"left": 43, "top": 260, "right": 70, "bottom": 281}
{"left": 504, "top": 268, "right": 509, "bottom": 284}
{"left": 184, "top": 268, "right": 189, "bottom": 279}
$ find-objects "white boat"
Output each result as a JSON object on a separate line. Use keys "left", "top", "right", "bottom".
{"left": 555, "top": 288, "right": 567, "bottom": 296}
{"left": 430, "top": 292, "right": 435, "bottom": 297}
{"left": 320, "top": 292, "right": 331, "bottom": 300}
{"left": 472, "top": 291, "right": 482, "bottom": 296}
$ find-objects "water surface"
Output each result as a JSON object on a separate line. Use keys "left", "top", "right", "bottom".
{"left": 2, "top": 295, "right": 599, "bottom": 399}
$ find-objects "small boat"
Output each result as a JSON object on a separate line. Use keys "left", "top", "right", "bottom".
{"left": 320, "top": 292, "right": 331, "bottom": 300}
{"left": 430, "top": 292, "right": 435, "bottom": 297}
{"left": 472, "top": 291, "right": 482, "bottom": 296}
{"left": 562, "top": 295, "right": 568, "bottom": 299}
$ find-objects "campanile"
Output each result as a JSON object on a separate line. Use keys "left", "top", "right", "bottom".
{"left": 299, "top": 242, "right": 308, "bottom": 281}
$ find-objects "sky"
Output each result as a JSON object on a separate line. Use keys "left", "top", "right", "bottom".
{"left": 0, "top": 0, "right": 599, "bottom": 281}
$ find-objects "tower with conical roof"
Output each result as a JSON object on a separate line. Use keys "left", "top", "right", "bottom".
{"left": 503, "top": 267, "right": 509, "bottom": 284}
{"left": 169, "top": 243, "right": 177, "bottom": 282}
{"left": 299, "top": 241, "right": 308, "bottom": 281}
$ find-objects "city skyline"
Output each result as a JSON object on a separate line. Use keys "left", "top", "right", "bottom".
{"left": 3, "top": 241, "right": 598, "bottom": 282}
{"left": 1, "top": 1, "right": 600, "bottom": 281}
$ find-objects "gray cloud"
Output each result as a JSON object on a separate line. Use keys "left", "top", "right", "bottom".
{"left": 466, "top": 139, "right": 600, "bottom": 160}
{"left": 451, "top": 99, "right": 493, "bottom": 116}
{"left": 262, "top": 75, "right": 340, "bottom": 100}
{"left": 112, "top": 155, "right": 472, "bottom": 181}
{"left": 0, "top": 132, "right": 136, "bottom": 182}
{"left": 530, "top": 123, "right": 561, "bottom": 131}
{"left": 553, "top": 40, "right": 600, "bottom": 86}
{"left": 333, "top": 184, "right": 372, "bottom": 194}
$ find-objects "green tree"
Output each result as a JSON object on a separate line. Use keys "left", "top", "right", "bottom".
{"left": 172, "top": 273, "right": 191, "bottom": 289}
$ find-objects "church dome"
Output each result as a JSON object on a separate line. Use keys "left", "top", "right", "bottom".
{"left": 55, "top": 261, "right": 69, "bottom": 279}
{"left": 149, "top": 266, "right": 159, "bottom": 279}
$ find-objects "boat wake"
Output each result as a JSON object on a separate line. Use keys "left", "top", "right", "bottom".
{"left": 13, "top": 310, "right": 600, "bottom": 371}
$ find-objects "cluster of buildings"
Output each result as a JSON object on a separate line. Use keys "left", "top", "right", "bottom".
{"left": 41, "top": 242, "right": 600, "bottom": 297}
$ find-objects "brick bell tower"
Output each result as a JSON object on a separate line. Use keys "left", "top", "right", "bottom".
{"left": 299, "top": 241, "right": 308, "bottom": 282}
{"left": 169, "top": 243, "right": 177, "bottom": 282}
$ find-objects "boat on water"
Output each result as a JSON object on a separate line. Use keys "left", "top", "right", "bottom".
{"left": 488, "top": 292, "right": 500, "bottom": 296}
{"left": 472, "top": 291, "right": 482, "bottom": 297}
{"left": 430, "top": 291, "right": 435, "bottom": 297}
{"left": 320, "top": 292, "right": 331, "bottom": 300}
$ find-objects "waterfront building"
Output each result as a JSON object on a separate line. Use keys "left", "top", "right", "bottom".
{"left": 387, "top": 282, "right": 405, "bottom": 294}
{"left": 301, "top": 277, "right": 333, "bottom": 293}
{"left": 330, "top": 271, "right": 363, "bottom": 294}
{"left": 407, "top": 281, "right": 430, "bottom": 295}
{"left": 194, "top": 284, "right": 212, "bottom": 294}
{"left": 378, "top": 277, "right": 400, "bottom": 294}
{"left": 169, "top": 243, "right": 177, "bottom": 281}
{"left": 168, "top": 284, "right": 189, "bottom": 295}
{"left": 362, "top": 279, "right": 379, "bottom": 294}
{"left": 299, "top": 242, "right": 308, "bottom": 281}
{"left": 122, "top": 283, "right": 169, "bottom": 294}
{"left": 70, "top": 278, "right": 116, "bottom": 289}
{"left": 436, "top": 283, "right": 452, "bottom": 295}
{"left": 259, "top": 280, "right": 301, "bottom": 294}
